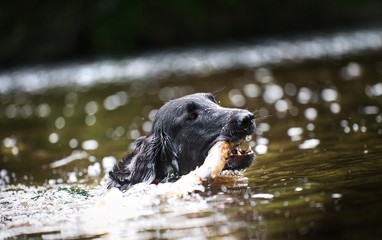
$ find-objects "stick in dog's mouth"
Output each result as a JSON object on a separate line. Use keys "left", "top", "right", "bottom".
{"left": 174, "top": 141, "right": 230, "bottom": 186}
{"left": 173, "top": 139, "right": 255, "bottom": 187}
{"left": 168, "top": 140, "right": 254, "bottom": 197}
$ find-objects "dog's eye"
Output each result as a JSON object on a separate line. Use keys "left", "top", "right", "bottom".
{"left": 188, "top": 112, "right": 198, "bottom": 120}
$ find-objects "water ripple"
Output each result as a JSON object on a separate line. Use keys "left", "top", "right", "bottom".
{"left": 0, "top": 28, "right": 382, "bottom": 94}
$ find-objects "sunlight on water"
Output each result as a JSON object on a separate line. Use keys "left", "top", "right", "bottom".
{"left": 287, "top": 127, "right": 304, "bottom": 141}
{"left": 1, "top": 28, "right": 382, "bottom": 239}
{"left": 1, "top": 28, "right": 382, "bottom": 93}
{"left": 298, "top": 139, "right": 320, "bottom": 149}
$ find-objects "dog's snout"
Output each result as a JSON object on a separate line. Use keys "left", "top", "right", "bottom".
{"left": 223, "top": 111, "right": 255, "bottom": 140}
{"left": 239, "top": 112, "right": 255, "bottom": 129}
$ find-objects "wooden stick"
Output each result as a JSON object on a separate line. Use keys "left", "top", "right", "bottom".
{"left": 165, "top": 141, "right": 229, "bottom": 197}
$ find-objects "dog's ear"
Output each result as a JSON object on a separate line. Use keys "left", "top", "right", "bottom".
{"left": 130, "top": 131, "right": 179, "bottom": 184}
{"left": 127, "top": 133, "right": 160, "bottom": 185}
{"left": 156, "top": 131, "right": 179, "bottom": 179}
{"left": 127, "top": 130, "right": 179, "bottom": 185}
{"left": 107, "top": 135, "right": 156, "bottom": 191}
{"left": 108, "top": 130, "right": 179, "bottom": 191}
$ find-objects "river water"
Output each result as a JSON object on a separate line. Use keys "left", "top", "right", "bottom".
{"left": 1, "top": 28, "right": 382, "bottom": 239}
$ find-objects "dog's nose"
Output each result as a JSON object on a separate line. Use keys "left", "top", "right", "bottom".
{"left": 239, "top": 112, "right": 255, "bottom": 129}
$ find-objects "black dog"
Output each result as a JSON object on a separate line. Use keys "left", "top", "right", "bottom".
{"left": 107, "top": 93, "right": 255, "bottom": 191}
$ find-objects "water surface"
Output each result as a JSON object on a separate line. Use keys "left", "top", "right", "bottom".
{"left": 1, "top": 30, "right": 382, "bottom": 239}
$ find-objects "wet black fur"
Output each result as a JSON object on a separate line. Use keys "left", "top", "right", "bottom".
{"left": 107, "top": 93, "right": 255, "bottom": 191}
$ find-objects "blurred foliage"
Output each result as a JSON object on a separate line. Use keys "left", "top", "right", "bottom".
{"left": 0, "top": 0, "right": 381, "bottom": 69}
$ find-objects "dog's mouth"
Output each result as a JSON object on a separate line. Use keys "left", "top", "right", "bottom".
{"left": 224, "top": 137, "right": 255, "bottom": 170}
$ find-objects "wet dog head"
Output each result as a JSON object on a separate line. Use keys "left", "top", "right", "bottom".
{"left": 154, "top": 93, "right": 255, "bottom": 173}
{"left": 108, "top": 93, "right": 256, "bottom": 191}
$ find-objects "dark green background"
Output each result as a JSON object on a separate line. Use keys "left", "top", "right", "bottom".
{"left": 1, "top": 0, "right": 381, "bottom": 70}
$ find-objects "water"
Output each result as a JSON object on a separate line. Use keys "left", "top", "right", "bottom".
{"left": 1, "top": 28, "right": 382, "bottom": 239}
{"left": 1, "top": 28, "right": 382, "bottom": 94}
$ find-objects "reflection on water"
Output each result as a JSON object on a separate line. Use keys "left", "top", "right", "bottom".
{"left": 1, "top": 28, "right": 382, "bottom": 239}
{"left": 1, "top": 28, "right": 382, "bottom": 93}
